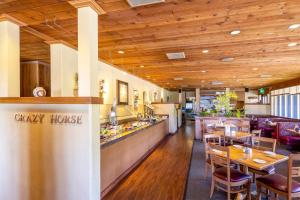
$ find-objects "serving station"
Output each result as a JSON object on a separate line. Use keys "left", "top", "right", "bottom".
{"left": 100, "top": 117, "right": 169, "bottom": 196}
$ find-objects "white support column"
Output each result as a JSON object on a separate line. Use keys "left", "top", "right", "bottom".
{"left": 77, "top": 7, "right": 99, "bottom": 96}
{"left": 0, "top": 20, "right": 20, "bottom": 97}
{"left": 49, "top": 42, "right": 78, "bottom": 97}
{"left": 68, "top": 1, "right": 105, "bottom": 199}
{"left": 195, "top": 88, "right": 200, "bottom": 112}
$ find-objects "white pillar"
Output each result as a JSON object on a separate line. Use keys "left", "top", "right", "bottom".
{"left": 77, "top": 7, "right": 98, "bottom": 96}
{"left": 195, "top": 88, "right": 201, "bottom": 111}
{"left": 179, "top": 90, "right": 182, "bottom": 103}
{"left": 49, "top": 42, "right": 78, "bottom": 97}
{"left": 0, "top": 20, "right": 20, "bottom": 97}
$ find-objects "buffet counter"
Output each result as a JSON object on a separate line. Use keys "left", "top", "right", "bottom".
{"left": 101, "top": 118, "right": 169, "bottom": 197}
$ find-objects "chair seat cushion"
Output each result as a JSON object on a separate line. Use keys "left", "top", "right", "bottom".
{"left": 256, "top": 174, "right": 300, "bottom": 193}
{"left": 213, "top": 167, "right": 251, "bottom": 182}
{"left": 249, "top": 165, "right": 275, "bottom": 175}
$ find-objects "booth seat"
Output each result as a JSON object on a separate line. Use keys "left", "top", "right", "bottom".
{"left": 275, "top": 122, "right": 300, "bottom": 148}
{"left": 256, "top": 117, "right": 299, "bottom": 138}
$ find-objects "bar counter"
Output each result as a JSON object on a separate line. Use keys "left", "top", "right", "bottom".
{"left": 101, "top": 118, "right": 169, "bottom": 197}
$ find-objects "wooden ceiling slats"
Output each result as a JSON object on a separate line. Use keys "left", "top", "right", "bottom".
{"left": 0, "top": 0, "right": 299, "bottom": 88}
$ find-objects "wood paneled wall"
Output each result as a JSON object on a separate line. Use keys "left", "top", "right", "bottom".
{"left": 20, "top": 61, "right": 50, "bottom": 97}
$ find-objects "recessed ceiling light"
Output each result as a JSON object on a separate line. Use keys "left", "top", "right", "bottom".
{"left": 252, "top": 68, "right": 258, "bottom": 71}
{"left": 118, "top": 50, "right": 125, "bottom": 54}
{"left": 146, "top": 75, "right": 150, "bottom": 78}
{"left": 140, "top": 65, "right": 144, "bottom": 68}
{"left": 230, "top": 30, "right": 240, "bottom": 35}
{"left": 289, "top": 24, "right": 300, "bottom": 29}
{"left": 174, "top": 77, "right": 183, "bottom": 81}
{"left": 201, "top": 70, "right": 207, "bottom": 73}
{"left": 288, "top": 42, "right": 298, "bottom": 47}
{"left": 260, "top": 74, "right": 272, "bottom": 78}
{"left": 202, "top": 49, "right": 209, "bottom": 53}
{"left": 221, "top": 57, "right": 234, "bottom": 62}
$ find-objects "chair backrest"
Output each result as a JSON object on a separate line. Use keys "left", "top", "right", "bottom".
{"left": 288, "top": 154, "right": 300, "bottom": 196}
{"left": 204, "top": 134, "right": 221, "bottom": 161}
{"left": 251, "top": 129, "right": 262, "bottom": 137}
{"left": 252, "top": 136, "right": 276, "bottom": 152}
{"left": 208, "top": 143, "right": 231, "bottom": 183}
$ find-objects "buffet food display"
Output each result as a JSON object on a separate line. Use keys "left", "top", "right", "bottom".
{"left": 100, "top": 116, "right": 165, "bottom": 146}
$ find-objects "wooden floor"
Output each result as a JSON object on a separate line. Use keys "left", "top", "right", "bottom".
{"left": 103, "top": 121, "right": 194, "bottom": 200}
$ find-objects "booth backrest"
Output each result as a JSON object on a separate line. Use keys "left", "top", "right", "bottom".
{"left": 276, "top": 122, "right": 300, "bottom": 138}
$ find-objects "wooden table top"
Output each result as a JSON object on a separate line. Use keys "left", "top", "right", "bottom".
{"left": 287, "top": 129, "right": 300, "bottom": 135}
{"left": 210, "top": 146, "right": 288, "bottom": 171}
{"left": 213, "top": 131, "right": 252, "bottom": 140}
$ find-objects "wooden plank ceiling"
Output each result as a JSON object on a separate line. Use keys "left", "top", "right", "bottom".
{"left": 1, "top": 0, "right": 300, "bottom": 90}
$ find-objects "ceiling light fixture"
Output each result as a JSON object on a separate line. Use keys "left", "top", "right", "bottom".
{"left": 221, "top": 57, "right": 234, "bottom": 62}
{"left": 252, "top": 68, "right": 258, "bottom": 71}
{"left": 288, "top": 24, "right": 300, "bottom": 29}
{"left": 202, "top": 49, "right": 209, "bottom": 53}
{"left": 230, "top": 30, "right": 240, "bottom": 35}
{"left": 140, "top": 65, "right": 144, "bottom": 68}
{"left": 174, "top": 77, "right": 183, "bottom": 81}
{"left": 118, "top": 50, "right": 125, "bottom": 54}
{"left": 260, "top": 74, "right": 272, "bottom": 78}
{"left": 288, "top": 42, "right": 298, "bottom": 47}
{"left": 201, "top": 70, "right": 207, "bottom": 73}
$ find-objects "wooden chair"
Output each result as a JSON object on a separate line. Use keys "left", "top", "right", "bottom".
{"left": 208, "top": 143, "right": 251, "bottom": 200}
{"left": 249, "top": 136, "right": 277, "bottom": 182}
{"left": 251, "top": 136, "right": 276, "bottom": 152}
{"left": 256, "top": 154, "right": 300, "bottom": 200}
{"left": 204, "top": 134, "right": 221, "bottom": 178}
{"left": 251, "top": 129, "right": 262, "bottom": 138}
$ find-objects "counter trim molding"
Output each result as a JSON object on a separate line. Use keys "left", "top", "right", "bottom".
{"left": 0, "top": 97, "right": 103, "bottom": 104}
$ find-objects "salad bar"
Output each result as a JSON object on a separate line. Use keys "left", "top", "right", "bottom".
{"left": 101, "top": 117, "right": 169, "bottom": 196}
{"left": 100, "top": 117, "right": 166, "bottom": 148}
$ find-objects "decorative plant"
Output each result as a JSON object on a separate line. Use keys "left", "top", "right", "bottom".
{"left": 235, "top": 108, "right": 245, "bottom": 118}
{"left": 213, "top": 91, "right": 238, "bottom": 116}
{"left": 236, "top": 109, "right": 242, "bottom": 118}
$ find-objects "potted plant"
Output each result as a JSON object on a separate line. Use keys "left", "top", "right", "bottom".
{"left": 213, "top": 91, "right": 238, "bottom": 117}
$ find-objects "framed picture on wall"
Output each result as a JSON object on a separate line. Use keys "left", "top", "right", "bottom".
{"left": 117, "top": 80, "right": 129, "bottom": 105}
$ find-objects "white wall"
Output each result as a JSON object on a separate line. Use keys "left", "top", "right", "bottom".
{"left": 245, "top": 104, "right": 271, "bottom": 115}
{"left": 245, "top": 90, "right": 259, "bottom": 104}
{"left": 97, "top": 61, "right": 178, "bottom": 122}
{"left": 0, "top": 104, "right": 100, "bottom": 200}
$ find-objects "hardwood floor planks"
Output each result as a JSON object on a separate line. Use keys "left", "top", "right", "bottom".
{"left": 103, "top": 122, "right": 194, "bottom": 200}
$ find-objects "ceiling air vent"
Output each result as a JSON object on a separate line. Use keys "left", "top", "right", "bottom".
{"left": 127, "top": 0, "right": 164, "bottom": 7}
{"left": 166, "top": 52, "right": 186, "bottom": 60}
{"left": 211, "top": 81, "right": 224, "bottom": 85}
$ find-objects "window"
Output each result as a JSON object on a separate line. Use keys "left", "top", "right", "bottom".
{"left": 287, "top": 95, "right": 291, "bottom": 118}
{"left": 272, "top": 87, "right": 299, "bottom": 119}
{"left": 276, "top": 95, "right": 280, "bottom": 116}
{"left": 280, "top": 95, "right": 285, "bottom": 117}
{"left": 294, "top": 95, "right": 299, "bottom": 119}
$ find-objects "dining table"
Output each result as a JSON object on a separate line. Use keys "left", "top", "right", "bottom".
{"left": 210, "top": 145, "right": 288, "bottom": 174}
{"left": 212, "top": 130, "right": 252, "bottom": 145}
